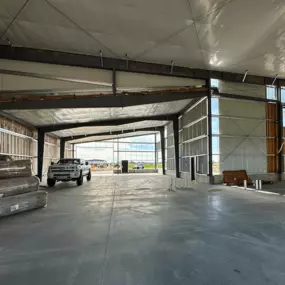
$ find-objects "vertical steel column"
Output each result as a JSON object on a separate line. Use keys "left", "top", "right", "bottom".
{"left": 206, "top": 79, "right": 213, "bottom": 180}
{"left": 112, "top": 139, "right": 115, "bottom": 166}
{"left": 277, "top": 83, "right": 283, "bottom": 179}
{"left": 154, "top": 133, "right": 157, "bottom": 169}
{"left": 60, "top": 138, "right": 65, "bottom": 159}
{"left": 160, "top": 127, "right": 166, "bottom": 175}
{"left": 72, "top": 144, "right": 75, "bottom": 158}
{"left": 37, "top": 128, "right": 45, "bottom": 181}
{"left": 173, "top": 116, "right": 180, "bottom": 178}
{"left": 112, "top": 69, "right": 116, "bottom": 95}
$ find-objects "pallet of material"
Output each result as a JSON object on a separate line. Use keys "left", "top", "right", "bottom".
{"left": 0, "top": 177, "right": 39, "bottom": 198}
{"left": 0, "top": 159, "right": 32, "bottom": 179}
{"left": 223, "top": 170, "right": 252, "bottom": 186}
{"left": 0, "top": 191, "right": 48, "bottom": 218}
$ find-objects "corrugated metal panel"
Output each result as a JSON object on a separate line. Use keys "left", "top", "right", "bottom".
{"left": 0, "top": 59, "right": 112, "bottom": 90}
{"left": 219, "top": 117, "right": 266, "bottom": 137}
{"left": 219, "top": 98, "right": 266, "bottom": 118}
{"left": 117, "top": 72, "right": 204, "bottom": 89}
{"left": 218, "top": 81, "right": 266, "bottom": 99}
{"left": 216, "top": 98, "right": 272, "bottom": 174}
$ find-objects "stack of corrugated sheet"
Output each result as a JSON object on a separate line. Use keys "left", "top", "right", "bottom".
{"left": 0, "top": 155, "right": 48, "bottom": 218}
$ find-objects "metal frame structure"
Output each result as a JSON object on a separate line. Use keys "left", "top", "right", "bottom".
{"left": 1, "top": 45, "right": 284, "bottom": 181}
{"left": 60, "top": 138, "right": 65, "bottom": 159}
{"left": 207, "top": 79, "right": 213, "bottom": 178}
{"left": 1, "top": 45, "right": 285, "bottom": 86}
{"left": 0, "top": 89, "right": 206, "bottom": 110}
{"left": 30, "top": 85, "right": 285, "bottom": 181}
{"left": 277, "top": 85, "right": 284, "bottom": 177}
{"left": 62, "top": 127, "right": 162, "bottom": 143}
{"left": 41, "top": 115, "right": 175, "bottom": 133}
{"left": 159, "top": 128, "right": 166, "bottom": 175}
{"left": 172, "top": 115, "right": 180, "bottom": 178}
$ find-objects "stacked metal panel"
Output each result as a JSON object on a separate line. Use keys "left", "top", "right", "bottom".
{"left": 0, "top": 155, "right": 48, "bottom": 218}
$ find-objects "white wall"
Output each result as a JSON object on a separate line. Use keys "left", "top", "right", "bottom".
{"left": 215, "top": 81, "right": 268, "bottom": 174}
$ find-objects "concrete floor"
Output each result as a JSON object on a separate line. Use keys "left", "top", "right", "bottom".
{"left": 1, "top": 175, "right": 285, "bottom": 285}
{"left": 259, "top": 181, "right": 285, "bottom": 195}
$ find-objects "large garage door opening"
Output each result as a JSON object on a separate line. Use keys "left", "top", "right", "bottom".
{"left": 75, "top": 134, "right": 162, "bottom": 174}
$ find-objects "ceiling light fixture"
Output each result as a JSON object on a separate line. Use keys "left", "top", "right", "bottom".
{"left": 209, "top": 54, "right": 218, "bottom": 65}
{"left": 242, "top": 70, "right": 248, "bottom": 83}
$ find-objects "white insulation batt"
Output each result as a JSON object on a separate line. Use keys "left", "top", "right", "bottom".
{"left": 0, "top": 177, "right": 40, "bottom": 198}
{"left": 0, "top": 160, "right": 32, "bottom": 179}
{"left": 0, "top": 191, "right": 48, "bottom": 218}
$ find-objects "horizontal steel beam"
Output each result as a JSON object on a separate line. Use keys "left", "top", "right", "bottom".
{"left": 72, "top": 132, "right": 158, "bottom": 145}
{"left": 0, "top": 45, "right": 283, "bottom": 86}
{"left": 0, "top": 91, "right": 204, "bottom": 110}
{"left": 42, "top": 115, "right": 175, "bottom": 133}
{"left": 62, "top": 127, "right": 163, "bottom": 142}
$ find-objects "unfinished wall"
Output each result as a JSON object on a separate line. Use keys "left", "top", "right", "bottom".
{"left": 0, "top": 115, "right": 36, "bottom": 174}
{"left": 0, "top": 115, "right": 72, "bottom": 178}
{"left": 165, "top": 122, "right": 174, "bottom": 174}
{"left": 165, "top": 97, "right": 210, "bottom": 185}
{"left": 179, "top": 98, "right": 208, "bottom": 177}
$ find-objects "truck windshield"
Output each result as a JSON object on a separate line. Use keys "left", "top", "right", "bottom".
{"left": 57, "top": 159, "right": 80, "bottom": 165}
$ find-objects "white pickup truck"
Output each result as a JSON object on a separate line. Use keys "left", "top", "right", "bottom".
{"left": 47, "top": 158, "right": 91, "bottom": 187}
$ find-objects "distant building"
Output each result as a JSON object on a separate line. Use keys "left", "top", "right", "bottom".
{"left": 86, "top": 159, "right": 108, "bottom": 167}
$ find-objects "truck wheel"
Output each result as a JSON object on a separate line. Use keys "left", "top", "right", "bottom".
{"left": 77, "top": 173, "right": 83, "bottom": 186}
{"left": 87, "top": 171, "right": 91, "bottom": 181}
{"left": 47, "top": 178, "right": 56, "bottom": 187}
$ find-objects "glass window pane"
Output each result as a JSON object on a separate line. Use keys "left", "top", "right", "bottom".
{"left": 211, "top": 97, "right": 219, "bottom": 115}
{"left": 212, "top": 136, "right": 220, "bottom": 154}
{"left": 281, "top": 88, "right": 285, "bottom": 103}
{"left": 212, "top": 155, "right": 220, "bottom": 174}
{"left": 211, "top": 79, "right": 219, "bottom": 88}
{"left": 212, "top": 117, "right": 220, "bottom": 135}
{"left": 266, "top": 86, "right": 277, "bottom": 100}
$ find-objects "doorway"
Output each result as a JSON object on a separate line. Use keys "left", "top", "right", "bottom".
{"left": 190, "top": 157, "right": 196, "bottom": 181}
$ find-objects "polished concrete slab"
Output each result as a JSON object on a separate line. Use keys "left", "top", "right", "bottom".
{"left": 1, "top": 175, "right": 285, "bottom": 285}
{"left": 258, "top": 181, "right": 285, "bottom": 195}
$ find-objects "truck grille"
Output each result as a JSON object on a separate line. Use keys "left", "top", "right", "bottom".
{"left": 55, "top": 174, "right": 70, "bottom": 177}
{"left": 51, "top": 168, "right": 76, "bottom": 172}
